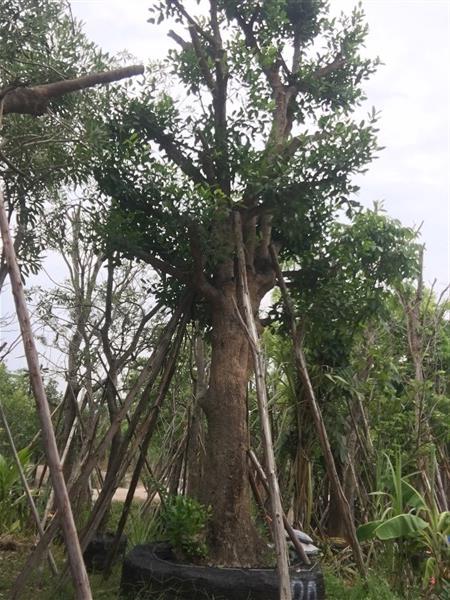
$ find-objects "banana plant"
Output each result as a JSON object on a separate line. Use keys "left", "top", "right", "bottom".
{"left": 357, "top": 453, "right": 450, "bottom": 589}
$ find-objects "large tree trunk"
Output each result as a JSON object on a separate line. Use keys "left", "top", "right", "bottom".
{"left": 199, "top": 290, "right": 261, "bottom": 567}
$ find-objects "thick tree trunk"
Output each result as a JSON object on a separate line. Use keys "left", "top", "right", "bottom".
{"left": 199, "top": 293, "right": 261, "bottom": 567}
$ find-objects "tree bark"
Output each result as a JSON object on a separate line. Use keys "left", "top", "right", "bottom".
{"left": 1, "top": 65, "right": 144, "bottom": 116}
{"left": 199, "top": 292, "right": 262, "bottom": 566}
{"left": 235, "top": 213, "right": 292, "bottom": 598}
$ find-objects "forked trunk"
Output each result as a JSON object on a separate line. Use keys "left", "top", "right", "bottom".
{"left": 199, "top": 291, "right": 262, "bottom": 566}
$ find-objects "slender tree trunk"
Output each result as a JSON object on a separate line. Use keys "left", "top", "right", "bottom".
{"left": 186, "top": 336, "right": 207, "bottom": 498}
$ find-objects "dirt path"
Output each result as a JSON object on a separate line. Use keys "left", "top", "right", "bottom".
{"left": 91, "top": 485, "right": 149, "bottom": 503}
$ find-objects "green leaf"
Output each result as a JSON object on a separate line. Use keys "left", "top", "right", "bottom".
{"left": 375, "top": 514, "right": 428, "bottom": 540}
{"left": 356, "top": 520, "right": 383, "bottom": 542}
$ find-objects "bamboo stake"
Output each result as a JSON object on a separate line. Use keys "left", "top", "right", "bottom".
{"left": 234, "top": 212, "right": 291, "bottom": 600}
{"left": 0, "top": 399, "right": 58, "bottom": 575}
{"left": 0, "top": 189, "right": 92, "bottom": 599}
{"left": 42, "top": 411, "right": 79, "bottom": 526}
{"left": 12, "top": 297, "right": 189, "bottom": 596}
{"left": 103, "top": 315, "right": 188, "bottom": 574}
{"left": 269, "top": 245, "right": 367, "bottom": 578}
{"left": 248, "top": 449, "right": 310, "bottom": 565}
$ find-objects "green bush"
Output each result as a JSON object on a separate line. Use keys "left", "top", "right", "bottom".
{"left": 0, "top": 447, "right": 31, "bottom": 533}
{"left": 0, "top": 365, "right": 39, "bottom": 459}
{"left": 161, "top": 495, "right": 211, "bottom": 562}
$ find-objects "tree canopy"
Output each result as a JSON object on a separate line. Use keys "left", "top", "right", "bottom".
{"left": 93, "top": 0, "right": 380, "bottom": 308}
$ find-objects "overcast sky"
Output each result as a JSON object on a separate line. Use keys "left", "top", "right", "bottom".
{"left": 70, "top": 0, "right": 450, "bottom": 293}
{"left": 1, "top": 0, "right": 449, "bottom": 372}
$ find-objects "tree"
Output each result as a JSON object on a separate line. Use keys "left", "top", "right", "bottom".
{"left": 0, "top": 0, "right": 143, "bottom": 287}
{"left": 91, "top": 0, "right": 379, "bottom": 566}
{"left": 266, "top": 206, "right": 420, "bottom": 536}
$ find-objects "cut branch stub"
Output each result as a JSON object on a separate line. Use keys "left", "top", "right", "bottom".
{"left": 1, "top": 64, "right": 144, "bottom": 116}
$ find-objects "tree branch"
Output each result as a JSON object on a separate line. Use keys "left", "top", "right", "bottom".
{"left": 189, "top": 224, "right": 220, "bottom": 302}
{"left": 188, "top": 25, "right": 215, "bottom": 92}
{"left": 168, "top": 30, "right": 191, "bottom": 52}
{"left": 122, "top": 244, "right": 189, "bottom": 282}
{"left": 170, "top": 0, "right": 215, "bottom": 45}
{"left": 210, "top": 0, "right": 230, "bottom": 194}
{"left": 1, "top": 64, "right": 144, "bottom": 116}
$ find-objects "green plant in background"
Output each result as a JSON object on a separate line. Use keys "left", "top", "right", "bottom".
{"left": 0, "top": 447, "right": 31, "bottom": 533}
{"left": 127, "top": 504, "right": 165, "bottom": 548}
{"left": 357, "top": 453, "right": 450, "bottom": 593}
{"left": 161, "top": 495, "right": 211, "bottom": 562}
{"left": 324, "top": 570, "right": 403, "bottom": 600}
{"left": 0, "top": 365, "right": 40, "bottom": 459}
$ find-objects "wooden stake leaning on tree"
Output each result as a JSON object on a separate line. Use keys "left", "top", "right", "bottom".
{"left": 0, "top": 189, "right": 93, "bottom": 600}
{"left": 234, "top": 212, "right": 292, "bottom": 600}
{"left": 103, "top": 312, "right": 189, "bottom": 575}
{"left": 11, "top": 296, "right": 190, "bottom": 598}
{"left": 42, "top": 411, "right": 80, "bottom": 527}
{"left": 0, "top": 399, "right": 58, "bottom": 576}
{"left": 76, "top": 297, "right": 193, "bottom": 556}
{"left": 269, "top": 245, "right": 367, "bottom": 578}
{"left": 248, "top": 450, "right": 310, "bottom": 566}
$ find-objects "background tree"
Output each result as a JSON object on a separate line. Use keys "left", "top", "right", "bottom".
{"left": 0, "top": 0, "right": 142, "bottom": 287}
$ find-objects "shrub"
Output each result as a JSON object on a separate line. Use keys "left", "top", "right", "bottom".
{"left": 161, "top": 495, "right": 211, "bottom": 562}
{"left": 0, "top": 448, "right": 31, "bottom": 533}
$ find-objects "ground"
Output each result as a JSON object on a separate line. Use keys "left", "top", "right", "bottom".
{"left": 0, "top": 527, "right": 419, "bottom": 599}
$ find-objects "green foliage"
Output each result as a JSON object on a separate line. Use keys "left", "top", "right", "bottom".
{"left": 161, "top": 495, "right": 211, "bottom": 561}
{"left": 358, "top": 454, "right": 450, "bottom": 591}
{"left": 127, "top": 505, "right": 165, "bottom": 548}
{"left": 0, "top": 0, "right": 117, "bottom": 275}
{"left": 93, "top": 0, "right": 381, "bottom": 309}
{"left": 0, "top": 447, "right": 31, "bottom": 533}
{"left": 324, "top": 570, "right": 402, "bottom": 600}
{"left": 276, "top": 205, "right": 420, "bottom": 367}
{"left": 0, "top": 364, "right": 40, "bottom": 459}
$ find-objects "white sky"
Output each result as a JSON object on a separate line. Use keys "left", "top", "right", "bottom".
{"left": 1, "top": 0, "right": 449, "bottom": 372}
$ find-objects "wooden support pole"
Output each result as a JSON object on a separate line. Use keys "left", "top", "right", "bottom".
{"left": 0, "top": 189, "right": 92, "bottom": 599}
{"left": 0, "top": 399, "right": 58, "bottom": 575}
{"left": 41, "top": 412, "right": 79, "bottom": 527}
{"left": 269, "top": 245, "right": 367, "bottom": 578}
{"left": 248, "top": 449, "right": 310, "bottom": 565}
{"left": 234, "top": 212, "right": 292, "bottom": 600}
{"left": 11, "top": 296, "right": 190, "bottom": 597}
{"left": 103, "top": 315, "right": 188, "bottom": 574}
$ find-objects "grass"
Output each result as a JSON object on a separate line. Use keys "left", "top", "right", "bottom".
{"left": 324, "top": 570, "right": 404, "bottom": 600}
{"left": 0, "top": 541, "right": 418, "bottom": 600}
{"left": 0, "top": 514, "right": 432, "bottom": 600}
{"left": 0, "top": 536, "right": 122, "bottom": 599}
